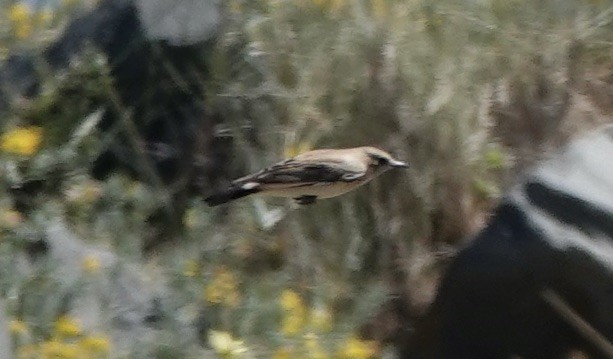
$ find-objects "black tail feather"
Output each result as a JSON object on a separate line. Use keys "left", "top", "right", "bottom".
{"left": 205, "top": 186, "right": 259, "bottom": 206}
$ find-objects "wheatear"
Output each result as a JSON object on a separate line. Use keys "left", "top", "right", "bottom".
{"left": 205, "top": 146, "right": 408, "bottom": 206}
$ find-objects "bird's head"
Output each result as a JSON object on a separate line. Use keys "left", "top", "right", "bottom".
{"left": 363, "top": 147, "right": 409, "bottom": 172}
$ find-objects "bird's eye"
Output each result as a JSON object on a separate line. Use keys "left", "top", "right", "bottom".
{"left": 374, "top": 157, "right": 388, "bottom": 166}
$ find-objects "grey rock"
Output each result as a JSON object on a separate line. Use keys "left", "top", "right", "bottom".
{"left": 136, "top": 0, "right": 222, "bottom": 45}
{"left": 44, "top": 221, "right": 170, "bottom": 354}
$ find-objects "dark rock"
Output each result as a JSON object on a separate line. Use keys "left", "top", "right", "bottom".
{"left": 404, "top": 125, "right": 613, "bottom": 358}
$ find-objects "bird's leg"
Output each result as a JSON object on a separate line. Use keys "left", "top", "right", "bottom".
{"left": 293, "top": 195, "right": 317, "bottom": 205}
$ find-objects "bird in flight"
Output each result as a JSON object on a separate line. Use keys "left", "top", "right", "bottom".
{"left": 205, "top": 146, "right": 408, "bottom": 206}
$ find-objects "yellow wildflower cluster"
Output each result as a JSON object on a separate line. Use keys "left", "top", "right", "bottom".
{"left": 10, "top": 320, "right": 29, "bottom": 336}
{"left": 273, "top": 333, "right": 379, "bottom": 359}
{"left": 272, "top": 346, "right": 292, "bottom": 359}
{"left": 12, "top": 316, "right": 110, "bottom": 359}
{"left": 8, "top": 3, "right": 32, "bottom": 39}
{"left": 280, "top": 289, "right": 307, "bottom": 336}
{"left": 337, "top": 336, "right": 378, "bottom": 359}
{"left": 204, "top": 266, "right": 240, "bottom": 307}
{"left": 55, "top": 316, "right": 81, "bottom": 337}
{"left": 272, "top": 333, "right": 377, "bottom": 359}
{"left": 81, "top": 254, "right": 102, "bottom": 274}
{"left": 276, "top": 289, "right": 378, "bottom": 358}
{"left": 273, "top": 334, "right": 328, "bottom": 359}
{"left": 182, "top": 259, "right": 199, "bottom": 277}
{"left": 0, "top": 127, "right": 43, "bottom": 156}
{"left": 279, "top": 289, "right": 333, "bottom": 336}
{"left": 5, "top": 3, "right": 53, "bottom": 40}
{"left": 208, "top": 330, "right": 248, "bottom": 358}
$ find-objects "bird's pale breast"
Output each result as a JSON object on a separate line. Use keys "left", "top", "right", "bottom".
{"left": 260, "top": 178, "right": 371, "bottom": 199}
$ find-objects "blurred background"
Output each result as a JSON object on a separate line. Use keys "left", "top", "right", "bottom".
{"left": 0, "top": 0, "right": 611, "bottom": 358}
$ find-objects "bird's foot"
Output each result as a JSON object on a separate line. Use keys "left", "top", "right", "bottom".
{"left": 293, "top": 195, "right": 317, "bottom": 205}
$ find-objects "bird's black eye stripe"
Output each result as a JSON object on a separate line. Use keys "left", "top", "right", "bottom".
{"left": 370, "top": 155, "right": 387, "bottom": 166}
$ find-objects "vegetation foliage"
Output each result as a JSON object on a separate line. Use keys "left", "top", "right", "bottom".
{"left": 0, "top": 0, "right": 611, "bottom": 357}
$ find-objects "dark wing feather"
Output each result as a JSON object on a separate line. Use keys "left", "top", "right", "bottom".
{"left": 205, "top": 185, "right": 259, "bottom": 206}
{"left": 234, "top": 160, "right": 364, "bottom": 185}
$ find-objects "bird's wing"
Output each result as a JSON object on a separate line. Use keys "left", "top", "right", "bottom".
{"left": 234, "top": 158, "right": 366, "bottom": 187}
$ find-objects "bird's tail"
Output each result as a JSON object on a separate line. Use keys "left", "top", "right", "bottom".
{"left": 205, "top": 185, "right": 259, "bottom": 206}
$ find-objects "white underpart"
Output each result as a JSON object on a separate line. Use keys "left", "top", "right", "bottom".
{"left": 507, "top": 126, "right": 613, "bottom": 271}
{"left": 242, "top": 182, "right": 260, "bottom": 190}
{"left": 260, "top": 178, "right": 371, "bottom": 199}
{"left": 509, "top": 186, "right": 613, "bottom": 273}
{"left": 531, "top": 131, "right": 613, "bottom": 214}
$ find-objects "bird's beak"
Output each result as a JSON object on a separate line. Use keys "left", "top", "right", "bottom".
{"left": 389, "top": 159, "right": 409, "bottom": 168}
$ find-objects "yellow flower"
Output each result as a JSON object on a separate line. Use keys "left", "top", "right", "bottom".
{"left": 205, "top": 283, "right": 222, "bottom": 304}
{"left": 79, "top": 335, "right": 111, "bottom": 354}
{"left": 1, "top": 127, "right": 42, "bottom": 156}
{"left": 336, "top": 336, "right": 378, "bottom": 359}
{"left": 14, "top": 22, "right": 32, "bottom": 39}
{"left": 8, "top": 3, "right": 32, "bottom": 39}
{"left": 282, "top": 313, "right": 305, "bottom": 336}
{"left": 40, "top": 340, "right": 79, "bottom": 359}
{"left": 9, "top": 319, "right": 28, "bottom": 335}
{"left": 54, "top": 315, "right": 81, "bottom": 337}
{"left": 310, "top": 305, "right": 332, "bottom": 332}
{"left": 208, "top": 330, "right": 248, "bottom": 357}
{"left": 82, "top": 255, "right": 101, "bottom": 273}
{"left": 8, "top": 3, "right": 30, "bottom": 23}
{"left": 272, "top": 347, "right": 293, "bottom": 359}
{"left": 182, "top": 259, "right": 199, "bottom": 277}
{"left": 280, "top": 289, "right": 306, "bottom": 336}
{"left": 280, "top": 289, "right": 303, "bottom": 311}
{"left": 204, "top": 267, "right": 240, "bottom": 307}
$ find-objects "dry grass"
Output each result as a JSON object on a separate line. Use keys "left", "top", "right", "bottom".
{"left": 0, "top": 0, "right": 611, "bottom": 357}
